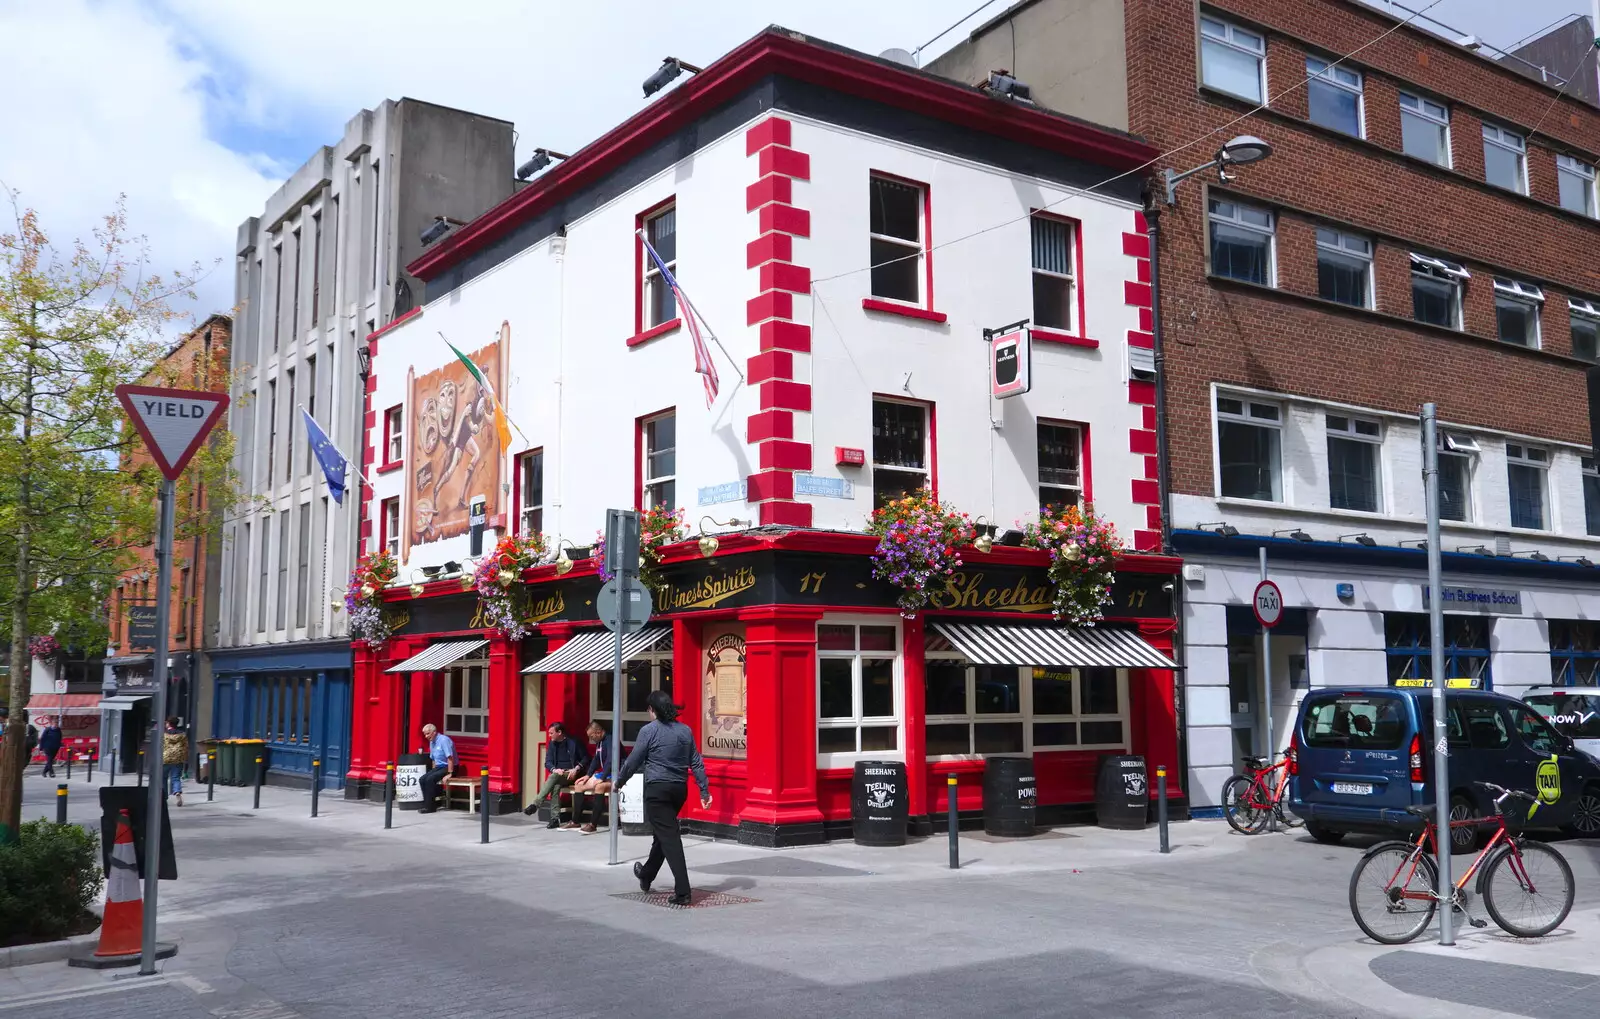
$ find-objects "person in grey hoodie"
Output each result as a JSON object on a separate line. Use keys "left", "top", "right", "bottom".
{"left": 616, "top": 690, "right": 711, "bottom": 905}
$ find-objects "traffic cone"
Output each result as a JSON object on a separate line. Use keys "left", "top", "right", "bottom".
{"left": 92, "top": 809, "right": 143, "bottom": 959}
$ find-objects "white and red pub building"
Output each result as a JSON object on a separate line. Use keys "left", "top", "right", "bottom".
{"left": 344, "top": 27, "right": 1183, "bottom": 845}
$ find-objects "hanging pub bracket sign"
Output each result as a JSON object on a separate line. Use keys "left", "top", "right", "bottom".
{"left": 983, "top": 319, "right": 1032, "bottom": 401}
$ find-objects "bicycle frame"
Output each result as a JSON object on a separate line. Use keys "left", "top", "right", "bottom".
{"left": 1380, "top": 812, "right": 1539, "bottom": 905}
{"left": 1242, "top": 755, "right": 1290, "bottom": 811}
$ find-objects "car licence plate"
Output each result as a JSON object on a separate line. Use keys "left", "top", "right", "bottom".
{"left": 1332, "top": 782, "right": 1373, "bottom": 795}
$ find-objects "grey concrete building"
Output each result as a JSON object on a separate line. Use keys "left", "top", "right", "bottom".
{"left": 209, "top": 98, "right": 514, "bottom": 787}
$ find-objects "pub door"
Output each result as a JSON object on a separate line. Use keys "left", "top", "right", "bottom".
{"left": 520, "top": 674, "right": 543, "bottom": 809}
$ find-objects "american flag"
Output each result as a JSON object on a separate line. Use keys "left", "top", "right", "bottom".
{"left": 639, "top": 231, "right": 720, "bottom": 408}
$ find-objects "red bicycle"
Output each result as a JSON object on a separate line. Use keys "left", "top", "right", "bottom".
{"left": 1348, "top": 781, "right": 1575, "bottom": 944}
{"left": 1221, "top": 748, "right": 1301, "bottom": 834}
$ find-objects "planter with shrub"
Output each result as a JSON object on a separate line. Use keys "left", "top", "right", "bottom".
{"left": 0, "top": 820, "right": 102, "bottom": 947}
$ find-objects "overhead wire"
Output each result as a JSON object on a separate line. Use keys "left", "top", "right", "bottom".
{"left": 1523, "top": 35, "right": 1600, "bottom": 144}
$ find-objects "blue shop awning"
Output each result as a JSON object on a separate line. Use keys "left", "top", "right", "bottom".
{"left": 930, "top": 622, "right": 1176, "bottom": 670}
{"left": 522, "top": 626, "right": 671, "bottom": 673}
{"left": 385, "top": 639, "right": 489, "bottom": 673}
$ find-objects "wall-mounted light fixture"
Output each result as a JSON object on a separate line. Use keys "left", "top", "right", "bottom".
{"left": 1162, "top": 135, "right": 1274, "bottom": 205}
{"left": 697, "top": 516, "right": 751, "bottom": 558}
{"left": 1273, "top": 528, "right": 1313, "bottom": 543}
{"left": 1558, "top": 555, "right": 1596, "bottom": 567}
{"left": 643, "top": 57, "right": 703, "bottom": 97}
{"left": 516, "top": 148, "right": 570, "bottom": 181}
{"left": 1339, "top": 533, "right": 1378, "bottom": 547}
{"left": 1197, "top": 521, "right": 1240, "bottom": 538}
{"left": 1512, "top": 550, "right": 1551, "bottom": 562}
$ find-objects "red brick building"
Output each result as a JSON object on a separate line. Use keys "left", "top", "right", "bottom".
{"left": 934, "top": 2, "right": 1600, "bottom": 814}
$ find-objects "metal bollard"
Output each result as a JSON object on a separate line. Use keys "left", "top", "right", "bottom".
{"left": 137, "top": 750, "right": 145, "bottom": 787}
{"left": 56, "top": 783, "right": 68, "bottom": 825}
{"left": 1157, "top": 766, "right": 1170, "bottom": 855}
{"left": 87, "top": 749, "right": 95, "bottom": 782}
{"left": 65, "top": 751, "right": 73, "bottom": 781}
{"left": 109, "top": 747, "right": 117, "bottom": 786}
{"left": 947, "top": 774, "right": 959, "bottom": 870}
{"left": 207, "top": 752, "right": 215, "bottom": 802}
{"left": 311, "top": 759, "right": 321, "bottom": 817}
{"left": 384, "top": 764, "right": 395, "bottom": 829}
{"left": 480, "top": 766, "right": 490, "bottom": 844}
{"left": 253, "top": 756, "right": 263, "bottom": 810}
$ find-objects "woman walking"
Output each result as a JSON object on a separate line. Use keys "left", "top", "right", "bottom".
{"left": 616, "top": 690, "right": 711, "bottom": 905}
{"left": 162, "top": 717, "right": 189, "bottom": 807}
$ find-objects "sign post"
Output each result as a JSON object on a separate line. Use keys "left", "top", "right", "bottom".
{"left": 114, "top": 384, "right": 227, "bottom": 976}
{"left": 603, "top": 509, "right": 644, "bottom": 867}
{"left": 1422, "top": 402, "right": 1453, "bottom": 947}
{"left": 1253, "top": 567, "right": 1281, "bottom": 832}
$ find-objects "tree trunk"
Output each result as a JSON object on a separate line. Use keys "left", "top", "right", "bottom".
{"left": 0, "top": 309, "right": 37, "bottom": 845}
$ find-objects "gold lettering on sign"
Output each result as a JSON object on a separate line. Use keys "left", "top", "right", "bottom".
{"left": 391, "top": 608, "right": 412, "bottom": 631}
{"left": 466, "top": 589, "right": 566, "bottom": 631}
{"left": 928, "top": 573, "right": 1055, "bottom": 613}
{"left": 799, "top": 571, "right": 827, "bottom": 594}
{"left": 657, "top": 566, "right": 758, "bottom": 611}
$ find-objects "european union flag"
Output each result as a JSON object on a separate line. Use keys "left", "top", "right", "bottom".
{"left": 301, "top": 406, "right": 349, "bottom": 503}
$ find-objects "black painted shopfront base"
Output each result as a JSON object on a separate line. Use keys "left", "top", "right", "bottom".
{"left": 731, "top": 819, "right": 827, "bottom": 848}
{"left": 345, "top": 778, "right": 373, "bottom": 802}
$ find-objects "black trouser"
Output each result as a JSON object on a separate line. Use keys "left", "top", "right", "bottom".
{"left": 42, "top": 749, "right": 58, "bottom": 775}
{"left": 639, "top": 781, "right": 690, "bottom": 896}
{"left": 572, "top": 789, "right": 608, "bottom": 826}
{"left": 419, "top": 766, "right": 450, "bottom": 807}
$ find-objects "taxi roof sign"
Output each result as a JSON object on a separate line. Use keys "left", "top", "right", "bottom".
{"left": 115, "top": 385, "right": 229, "bottom": 481}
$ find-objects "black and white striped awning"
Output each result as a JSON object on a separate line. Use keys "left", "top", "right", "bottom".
{"left": 929, "top": 622, "right": 1176, "bottom": 670}
{"left": 521, "top": 626, "right": 672, "bottom": 673}
{"left": 385, "top": 639, "right": 490, "bottom": 673}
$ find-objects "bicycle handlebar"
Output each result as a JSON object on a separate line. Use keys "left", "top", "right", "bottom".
{"left": 1473, "top": 780, "right": 1538, "bottom": 806}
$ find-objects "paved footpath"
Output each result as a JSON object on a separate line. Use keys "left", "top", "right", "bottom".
{"left": 8, "top": 768, "right": 1600, "bottom": 1018}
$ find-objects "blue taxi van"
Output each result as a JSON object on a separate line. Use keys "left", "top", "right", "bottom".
{"left": 1288, "top": 687, "right": 1600, "bottom": 848}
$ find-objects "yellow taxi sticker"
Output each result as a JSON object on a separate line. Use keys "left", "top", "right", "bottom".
{"left": 1536, "top": 755, "right": 1562, "bottom": 805}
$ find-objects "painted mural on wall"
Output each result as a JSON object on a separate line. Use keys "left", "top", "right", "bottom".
{"left": 403, "top": 323, "right": 510, "bottom": 563}
{"left": 702, "top": 624, "right": 747, "bottom": 760}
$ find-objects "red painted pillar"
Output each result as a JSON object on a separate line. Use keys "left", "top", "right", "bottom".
{"left": 740, "top": 606, "right": 824, "bottom": 844}
{"left": 1135, "top": 619, "right": 1181, "bottom": 798}
{"left": 901, "top": 614, "right": 929, "bottom": 828}
{"left": 486, "top": 634, "right": 521, "bottom": 803}
{"left": 537, "top": 623, "right": 584, "bottom": 733}
{"left": 347, "top": 641, "right": 378, "bottom": 785}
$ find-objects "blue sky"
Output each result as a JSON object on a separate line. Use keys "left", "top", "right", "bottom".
{"left": 2, "top": 0, "right": 1590, "bottom": 327}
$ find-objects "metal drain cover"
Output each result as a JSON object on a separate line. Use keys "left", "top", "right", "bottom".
{"left": 611, "top": 890, "right": 758, "bottom": 909}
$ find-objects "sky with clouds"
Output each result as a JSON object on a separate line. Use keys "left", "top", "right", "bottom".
{"left": 1, "top": 0, "right": 1590, "bottom": 328}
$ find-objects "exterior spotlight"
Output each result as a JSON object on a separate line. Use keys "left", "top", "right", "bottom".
{"left": 1274, "top": 528, "right": 1312, "bottom": 542}
{"left": 1559, "top": 555, "right": 1596, "bottom": 567}
{"left": 554, "top": 540, "right": 575, "bottom": 575}
{"left": 1513, "top": 550, "right": 1551, "bottom": 562}
{"left": 409, "top": 583, "right": 425, "bottom": 598}
{"left": 983, "top": 70, "right": 1033, "bottom": 103}
{"left": 459, "top": 574, "right": 475, "bottom": 591}
{"left": 699, "top": 534, "right": 719, "bottom": 558}
{"left": 1399, "top": 539, "right": 1429, "bottom": 550}
{"left": 999, "top": 529, "right": 1026, "bottom": 547}
{"left": 643, "top": 57, "right": 703, "bottom": 97}
{"left": 420, "top": 218, "right": 451, "bottom": 245}
{"left": 444, "top": 561, "right": 462, "bottom": 575}
{"left": 516, "top": 148, "right": 569, "bottom": 181}
{"left": 1339, "top": 533, "right": 1377, "bottom": 547}
{"left": 1199, "top": 521, "right": 1240, "bottom": 538}
{"left": 1455, "top": 544, "right": 1494, "bottom": 556}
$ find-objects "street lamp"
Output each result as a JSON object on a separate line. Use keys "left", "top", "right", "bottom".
{"left": 1161, "top": 134, "right": 1274, "bottom": 205}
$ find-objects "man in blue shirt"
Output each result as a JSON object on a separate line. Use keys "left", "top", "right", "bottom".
{"left": 522, "top": 721, "right": 588, "bottom": 828}
{"left": 418, "top": 723, "right": 456, "bottom": 814}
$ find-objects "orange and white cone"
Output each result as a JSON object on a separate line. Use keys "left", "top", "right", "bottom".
{"left": 92, "top": 809, "right": 144, "bottom": 959}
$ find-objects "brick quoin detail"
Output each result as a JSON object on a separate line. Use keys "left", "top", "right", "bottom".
{"left": 1123, "top": 212, "right": 1160, "bottom": 552}
{"left": 745, "top": 115, "right": 813, "bottom": 527}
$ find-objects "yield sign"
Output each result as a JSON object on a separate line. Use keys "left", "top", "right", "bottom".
{"left": 115, "top": 384, "right": 230, "bottom": 481}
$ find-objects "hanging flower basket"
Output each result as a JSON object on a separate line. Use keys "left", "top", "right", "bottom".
{"left": 867, "top": 491, "right": 974, "bottom": 617}
{"left": 346, "top": 549, "right": 399, "bottom": 647}
{"left": 27, "top": 635, "right": 60, "bottom": 660}
{"left": 592, "top": 507, "right": 686, "bottom": 593}
{"left": 1020, "top": 503, "right": 1121, "bottom": 626}
{"left": 473, "top": 533, "right": 548, "bottom": 641}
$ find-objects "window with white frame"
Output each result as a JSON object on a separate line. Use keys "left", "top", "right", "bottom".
{"left": 1200, "top": 15, "right": 1265, "bottom": 102}
{"left": 872, "top": 398, "right": 930, "bottom": 508}
{"left": 1558, "top": 155, "right": 1596, "bottom": 218}
{"left": 518, "top": 449, "right": 544, "bottom": 537}
{"left": 444, "top": 657, "right": 489, "bottom": 736}
{"left": 1316, "top": 228, "right": 1373, "bottom": 308}
{"left": 642, "top": 204, "right": 677, "bottom": 328}
{"left": 381, "top": 497, "right": 400, "bottom": 557}
{"left": 1494, "top": 278, "right": 1544, "bottom": 347}
{"left": 817, "top": 621, "right": 900, "bottom": 758}
{"left": 641, "top": 411, "right": 675, "bottom": 510}
{"left": 1037, "top": 420, "right": 1083, "bottom": 510}
{"left": 593, "top": 652, "right": 673, "bottom": 744}
{"left": 1399, "top": 92, "right": 1451, "bottom": 167}
{"left": 869, "top": 175, "right": 925, "bottom": 305}
{"left": 1030, "top": 214, "right": 1074, "bottom": 330}
{"left": 1570, "top": 298, "right": 1600, "bottom": 361}
{"left": 1208, "top": 199, "right": 1274, "bottom": 285}
{"left": 1584, "top": 457, "right": 1600, "bottom": 537}
{"left": 924, "top": 653, "right": 1128, "bottom": 756}
{"left": 1216, "top": 394, "right": 1282, "bottom": 501}
{"left": 1438, "top": 432, "right": 1479, "bottom": 523}
{"left": 1482, "top": 124, "right": 1527, "bottom": 194}
{"left": 1307, "top": 57, "right": 1363, "bottom": 137}
{"left": 1326, "top": 414, "right": 1382, "bottom": 512}
{"left": 1410, "top": 253, "right": 1467, "bottom": 329}
{"left": 1506, "top": 443, "right": 1550, "bottom": 530}
{"left": 384, "top": 406, "right": 403, "bottom": 464}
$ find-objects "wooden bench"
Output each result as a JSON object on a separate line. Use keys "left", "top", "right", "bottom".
{"left": 443, "top": 775, "right": 483, "bottom": 813}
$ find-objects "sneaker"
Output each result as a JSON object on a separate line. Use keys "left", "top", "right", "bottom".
{"left": 546, "top": 817, "right": 561, "bottom": 829}
{"left": 580, "top": 824, "right": 597, "bottom": 834}
{"left": 522, "top": 803, "right": 539, "bottom": 817}
{"left": 560, "top": 822, "right": 580, "bottom": 830}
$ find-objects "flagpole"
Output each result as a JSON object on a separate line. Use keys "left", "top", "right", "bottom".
{"left": 437, "top": 331, "right": 528, "bottom": 445}
{"left": 635, "top": 230, "right": 746, "bottom": 385}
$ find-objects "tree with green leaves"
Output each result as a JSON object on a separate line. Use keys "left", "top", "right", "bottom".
{"left": 0, "top": 193, "right": 238, "bottom": 846}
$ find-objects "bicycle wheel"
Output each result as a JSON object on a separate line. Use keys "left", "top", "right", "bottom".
{"left": 1222, "top": 775, "right": 1268, "bottom": 834}
{"left": 1483, "top": 841, "right": 1574, "bottom": 938}
{"left": 1349, "top": 841, "right": 1438, "bottom": 945}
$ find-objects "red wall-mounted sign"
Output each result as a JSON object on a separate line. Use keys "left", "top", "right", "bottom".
{"left": 835, "top": 447, "right": 865, "bottom": 466}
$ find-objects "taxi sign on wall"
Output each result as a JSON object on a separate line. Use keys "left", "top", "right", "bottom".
{"left": 1392, "top": 677, "right": 1483, "bottom": 689}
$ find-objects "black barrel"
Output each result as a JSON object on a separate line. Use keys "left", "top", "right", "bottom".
{"left": 852, "top": 761, "right": 908, "bottom": 846}
{"left": 396, "top": 752, "right": 431, "bottom": 811}
{"left": 1095, "top": 754, "right": 1148, "bottom": 830}
{"left": 982, "top": 757, "right": 1036, "bottom": 837}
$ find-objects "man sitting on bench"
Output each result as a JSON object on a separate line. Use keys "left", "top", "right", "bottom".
{"left": 523, "top": 721, "right": 588, "bottom": 828}
{"left": 563, "top": 720, "right": 615, "bottom": 833}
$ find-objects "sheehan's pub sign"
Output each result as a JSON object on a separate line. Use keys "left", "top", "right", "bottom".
{"left": 389, "top": 548, "right": 1171, "bottom": 636}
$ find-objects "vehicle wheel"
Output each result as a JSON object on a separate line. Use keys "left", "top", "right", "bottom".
{"left": 1349, "top": 840, "right": 1437, "bottom": 945}
{"left": 1482, "top": 841, "right": 1574, "bottom": 937}
{"left": 1559, "top": 786, "right": 1600, "bottom": 837}
{"left": 1305, "top": 822, "right": 1346, "bottom": 845}
{"left": 1448, "top": 794, "right": 1482, "bottom": 855}
{"left": 1222, "top": 775, "right": 1268, "bottom": 835}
